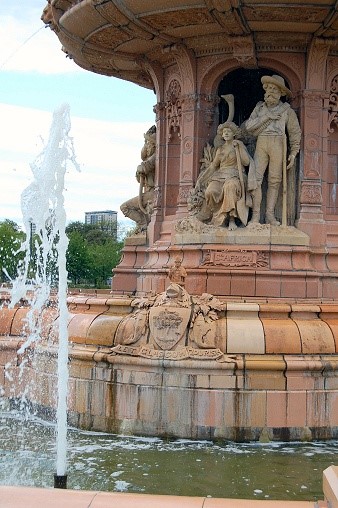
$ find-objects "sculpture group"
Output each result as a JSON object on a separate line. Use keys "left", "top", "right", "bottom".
{"left": 113, "top": 282, "right": 226, "bottom": 359}
{"left": 121, "top": 74, "right": 301, "bottom": 232}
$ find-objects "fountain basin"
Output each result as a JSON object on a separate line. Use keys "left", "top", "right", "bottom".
{"left": 1, "top": 293, "right": 337, "bottom": 440}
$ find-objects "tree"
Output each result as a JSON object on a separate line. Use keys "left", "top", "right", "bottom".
{"left": 65, "top": 221, "right": 123, "bottom": 287}
{"left": 0, "top": 220, "right": 25, "bottom": 283}
{"left": 88, "top": 238, "right": 123, "bottom": 287}
{"left": 66, "top": 230, "right": 91, "bottom": 285}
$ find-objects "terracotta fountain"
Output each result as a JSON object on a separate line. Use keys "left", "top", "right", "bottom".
{"left": 1, "top": 0, "right": 338, "bottom": 445}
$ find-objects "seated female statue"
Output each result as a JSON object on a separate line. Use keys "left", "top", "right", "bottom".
{"left": 203, "top": 122, "right": 252, "bottom": 230}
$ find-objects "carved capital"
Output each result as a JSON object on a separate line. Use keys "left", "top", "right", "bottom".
{"left": 181, "top": 93, "right": 199, "bottom": 111}
{"left": 301, "top": 89, "right": 327, "bottom": 108}
{"left": 153, "top": 102, "right": 165, "bottom": 122}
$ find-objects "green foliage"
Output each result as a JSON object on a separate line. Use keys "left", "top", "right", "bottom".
{"left": 66, "top": 221, "right": 123, "bottom": 287}
{"left": 66, "top": 230, "right": 91, "bottom": 285}
{"left": 0, "top": 220, "right": 25, "bottom": 283}
{"left": 0, "top": 219, "right": 124, "bottom": 288}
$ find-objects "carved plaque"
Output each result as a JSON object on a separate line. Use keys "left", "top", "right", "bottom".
{"left": 149, "top": 307, "right": 190, "bottom": 350}
{"left": 112, "top": 345, "right": 224, "bottom": 361}
{"left": 201, "top": 250, "right": 269, "bottom": 268}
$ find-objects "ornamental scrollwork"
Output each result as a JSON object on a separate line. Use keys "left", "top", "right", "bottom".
{"left": 328, "top": 74, "right": 338, "bottom": 134}
{"left": 165, "top": 79, "right": 182, "bottom": 140}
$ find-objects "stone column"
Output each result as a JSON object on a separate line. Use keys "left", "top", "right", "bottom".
{"left": 147, "top": 101, "right": 166, "bottom": 245}
{"left": 175, "top": 93, "right": 219, "bottom": 220}
{"left": 297, "top": 38, "right": 332, "bottom": 246}
{"left": 297, "top": 90, "right": 326, "bottom": 240}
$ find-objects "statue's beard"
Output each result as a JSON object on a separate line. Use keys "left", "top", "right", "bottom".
{"left": 264, "top": 92, "right": 280, "bottom": 107}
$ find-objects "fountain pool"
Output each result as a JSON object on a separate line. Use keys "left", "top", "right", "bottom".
{"left": 1, "top": 411, "right": 337, "bottom": 502}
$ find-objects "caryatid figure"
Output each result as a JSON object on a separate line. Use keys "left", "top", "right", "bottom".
{"left": 245, "top": 75, "right": 301, "bottom": 226}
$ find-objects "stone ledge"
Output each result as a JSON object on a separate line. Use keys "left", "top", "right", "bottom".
{"left": 0, "top": 486, "right": 321, "bottom": 508}
{"left": 174, "top": 226, "right": 310, "bottom": 246}
{"left": 323, "top": 465, "right": 338, "bottom": 507}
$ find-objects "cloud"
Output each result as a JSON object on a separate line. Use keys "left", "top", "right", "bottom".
{"left": 0, "top": 9, "right": 78, "bottom": 74}
{"left": 0, "top": 103, "right": 150, "bottom": 226}
{"left": 0, "top": 2, "right": 157, "bottom": 231}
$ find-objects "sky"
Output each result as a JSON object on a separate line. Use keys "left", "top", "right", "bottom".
{"left": 0, "top": 0, "right": 156, "bottom": 229}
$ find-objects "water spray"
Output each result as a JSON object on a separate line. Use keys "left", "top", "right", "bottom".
{"left": 9, "top": 103, "right": 79, "bottom": 488}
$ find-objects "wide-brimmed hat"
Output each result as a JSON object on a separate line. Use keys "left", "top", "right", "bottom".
{"left": 261, "top": 75, "right": 292, "bottom": 97}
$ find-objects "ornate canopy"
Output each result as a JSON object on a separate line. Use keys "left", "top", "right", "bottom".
{"left": 43, "top": 0, "right": 338, "bottom": 88}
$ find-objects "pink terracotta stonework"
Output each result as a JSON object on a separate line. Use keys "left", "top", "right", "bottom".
{"left": 40, "top": 1, "right": 338, "bottom": 300}
{"left": 2, "top": 0, "right": 337, "bottom": 451}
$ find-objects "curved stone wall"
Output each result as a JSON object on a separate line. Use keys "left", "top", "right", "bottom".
{"left": 0, "top": 294, "right": 337, "bottom": 440}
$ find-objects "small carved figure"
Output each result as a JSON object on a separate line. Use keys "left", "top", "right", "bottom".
{"left": 194, "top": 122, "right": 256, "bottom": 229}
{"left": 245, "top": 75, "right": 301, "bottom": 225}
{"left": 120, "top": 126, "right": 156, "bottom": 233}
{"left": 168, "top": 257, "right": 187, "bottom": 287}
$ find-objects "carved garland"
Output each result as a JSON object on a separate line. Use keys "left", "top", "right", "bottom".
{"left": 165, "top": 79, "right": 182, "bottom": 140}
{"left": 328, "top": 74, "right": 338, "bottom": 134}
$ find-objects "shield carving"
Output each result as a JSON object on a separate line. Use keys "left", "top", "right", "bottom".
{"left": 149, "top": 306, "right": 190, "bottom": 350}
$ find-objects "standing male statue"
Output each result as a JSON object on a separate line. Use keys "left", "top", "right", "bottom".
{"left": 245, "top": 75, "right": 301, "bottom": 226}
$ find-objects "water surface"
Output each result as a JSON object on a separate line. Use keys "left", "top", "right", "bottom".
{"left": 0, "top": 412, "right": 336, "bottom": 501}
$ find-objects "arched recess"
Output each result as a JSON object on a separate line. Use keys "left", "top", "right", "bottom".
{"left": 217, "top": 68, "right": 292, "bottom": 127}
{"left": 199, "top": 61, "right": 302, "bottom": 226}
{"left": 199, "top": 56, "right": 302, "bottom": 137}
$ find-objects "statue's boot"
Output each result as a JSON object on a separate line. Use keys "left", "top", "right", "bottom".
{"left": 265, "top": 186, "right": 280, "bottom": 226}
{"left": 248, "top": 187, "right": 261, "bottom": 224}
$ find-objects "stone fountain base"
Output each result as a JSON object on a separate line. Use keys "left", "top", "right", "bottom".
{"left": 0, "top": 291, "right": 338, "bottom": 441}
{"left": 112, "top": 225, "right": 338, "bottom": 301}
